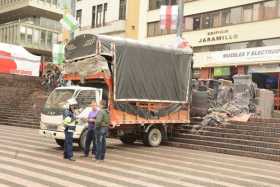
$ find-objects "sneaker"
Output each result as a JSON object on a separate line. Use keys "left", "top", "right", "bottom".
{"left": 68, "top": 157, "right": 76, "bottom": 161}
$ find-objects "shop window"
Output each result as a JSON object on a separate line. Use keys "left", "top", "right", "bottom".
{"left": 221, "top": 10, "right": 230, "bottom": 26}
{"left": 263, "top": 0, "right": 277, "bottom": 19}
{"left": 230, "top": 7, "right": 242, "bottom": 24}
{"left": 20, "top": 26, "right": 26, "bottom": 43}
{"left": 243, "top": 5, "right": 253, "bottom": 22}
{"left": 193, "top": 16, "right": 201, "bottom": 30}
{"left": 184, "top": 17, "right": 193, "bottom": 31}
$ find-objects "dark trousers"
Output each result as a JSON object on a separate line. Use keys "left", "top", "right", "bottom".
{"left": 95, "top": 127, "right": 108, "bottom": 160}
{"left": 84, "top": 128, "right": 96, "bottom": 156}
{"left": 64, "top": 126, "right": 75, "bottom": 159}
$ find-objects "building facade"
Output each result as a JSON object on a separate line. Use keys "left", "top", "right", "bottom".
{"left": 139, "top": 0, "right": 280, "bottom": 109}
{"left": 0, "top": 0, "right": 63, "bottom": 57}
{"left": 75, "top": 0, "right": 128, "bottom": 37}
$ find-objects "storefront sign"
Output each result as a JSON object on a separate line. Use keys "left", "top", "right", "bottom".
{"left": 194, "top": 45, "right": 280, "bottom": 68}
{"left": 198, "top": 29, "right": 238, "bottom": 44}
{"left": 248, "top": 64, "right": 280, "bottom": 73}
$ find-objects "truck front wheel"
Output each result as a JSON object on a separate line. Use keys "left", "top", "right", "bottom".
{"left": 79, "top": 129, "right": 88, "bottom": 151}
{"left": 143, "top": 127, "right": 162, "bottom": 147}
{"left": 120, "top": 134, "right": 136, "bottom": 144}
{"left": 55, "top": 139, "right": 64, "bottom": 148}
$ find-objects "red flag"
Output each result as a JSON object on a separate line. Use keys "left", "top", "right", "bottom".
{"left": 160, "top": 5, "right": 178, "bottom": 30}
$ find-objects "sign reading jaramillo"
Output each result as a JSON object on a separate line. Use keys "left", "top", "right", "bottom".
{"left": 198, "top": 29, "right": 238, "bottom": 44}
{"left": 194, "top": 45, "right": 280, "bottom": 68}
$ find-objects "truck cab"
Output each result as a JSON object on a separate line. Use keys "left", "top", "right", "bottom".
{"left": 39, "top": 86, "right": 102, "bottom": 149}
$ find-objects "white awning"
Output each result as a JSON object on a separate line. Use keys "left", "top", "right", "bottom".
{"left": 0, "top": 42, "right": 41, "bottom": 76}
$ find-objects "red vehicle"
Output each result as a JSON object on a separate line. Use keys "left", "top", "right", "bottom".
{"left": 63, "top": 34, "right": 193, "bottom": 146}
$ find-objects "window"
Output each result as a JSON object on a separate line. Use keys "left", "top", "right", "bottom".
{"left": 103, "top": 3, "right": 107, "bottom": 26}
{"left": 52, "top": 33, "right": 58, "bottom": 44}
{"left": 222, "top": 10, "right": 230, "bottom": 25}
{"left": 202, "top": 14, "right": 212, "bottom": 29}
{"left": 230, "top": 7, "right": 242, "bottom": 24}
{"left": 27, "top": 28, "right": 32, "bottom": 44}
{"left": 20, "top": 26, "right": 26, "bottom": 43}
{"left": 212, "top": 12, "right": 221, "bottom": 27}
{"left": 147, "top": 22, "right": 156, "bottom": 37}
{"left": 76, "top": 9, "right": 82, "bottom": 26}
{"left": 33, "top": 29, "right": 39, "bottom": 45}
{"left": 149, "top": 0, "right": 161, "bottom": 10}
{"left": 47, "top": 32, "right": 52, "bottom": 48}
{"left": 96, "top": 4, "right": 103, "bottom": 27}
{"left": 40, "top": 30, "right": 46, "bottom": 46}
{"left": 193, "top": 16, "right": 201, "bottom": 30}
{"left": 243, "top": 5, "right": 253, "bottom": 22}
{"left": 119, "top": 0, "right": 127, "bottom": 20}
{"left": 76, "top": 90, "right": 97, "bottom": 108}
{"left": 253, "top": 3, "right": 262, "bottom": 21}
{"left": 92, "top": 6, "right": 96, "bottom": 28}
{"left": 184, "top": 17, "right": 193, "bottom": 31}
{"left": 263, "top": 0, "right": 277, "bottom": 19}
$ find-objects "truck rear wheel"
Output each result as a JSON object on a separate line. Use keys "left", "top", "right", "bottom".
{"left": 143, "top": 127, "right": 162, "bottom": 147}
{"left": 120, "top": 134, "right": 136, "bottom": 144}
{"left": 55, "top": 139, "right": 64, "bottom": 148}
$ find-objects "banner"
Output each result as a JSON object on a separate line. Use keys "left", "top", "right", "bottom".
{"left": 160, "top": 5, "right": 178, "bottom": 30}
{"left": 0, "top": 43, "right": 41, "bottom": 76}
{"left": 52, "top": 44, "right": 65, "bottom": 64}
{"left": 60, "top": 14, "right": 79, "bottom": 32}
{"left": 214, "top": 67, "right": 230, "bottom": 77}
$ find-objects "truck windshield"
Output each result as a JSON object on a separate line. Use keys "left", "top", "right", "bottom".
{"left": 44, "top": 89, "right": 75, "bottom": 109}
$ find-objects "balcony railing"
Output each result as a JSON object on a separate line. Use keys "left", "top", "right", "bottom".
{"left": 0, "top": 0, "right": 63, "bottom": 10}
{"left": 0, "top": 20, "right": 60, "bottom": 52}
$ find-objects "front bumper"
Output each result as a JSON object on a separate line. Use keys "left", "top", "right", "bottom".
{"left": 39, "top": 130, "right": 81, "bottom": 140}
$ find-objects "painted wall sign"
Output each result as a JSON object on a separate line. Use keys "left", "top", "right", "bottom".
{"left": 198, "top": 29, "right": 238, "bottom": 44}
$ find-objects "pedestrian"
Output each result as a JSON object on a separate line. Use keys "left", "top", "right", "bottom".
{"left": 81, "top": 101, "right": 99, "bottom": 157}
{"left": 63, "top": 98, "right": 78, "bottom": 161}
{"left": 95, "top": 100, "right": 109, "bottom": 161}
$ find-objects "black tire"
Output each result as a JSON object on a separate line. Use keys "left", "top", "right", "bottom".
{"left": 55, "top": 139, "right": 64, "bottom": 148}
{"left": 143, "top": 127, "right": 162, "bottom": 147}
{"left": 79, "top": 128, "right": 88, "bottom": 151}
{"left": 120, "top": 134, "right": 136, "bottom": 144}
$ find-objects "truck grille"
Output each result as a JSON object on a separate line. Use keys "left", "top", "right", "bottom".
{"left": 46, "top": 124, "right": 58, "bottom": 131}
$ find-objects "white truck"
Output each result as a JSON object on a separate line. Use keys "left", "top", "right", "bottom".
{"left": 39, "top": 86, "right": 102, "bottom": 149}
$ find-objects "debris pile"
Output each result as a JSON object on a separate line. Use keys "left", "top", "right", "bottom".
{"left": 191, "top": 75, "right": 259, "bottom": 131}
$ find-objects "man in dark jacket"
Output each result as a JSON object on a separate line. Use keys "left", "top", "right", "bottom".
{"left": 95, "top": 100, "right": 109, "bottom": 161}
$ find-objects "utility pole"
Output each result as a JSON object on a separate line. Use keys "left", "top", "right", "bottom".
{"left": 71, "top": 0, "right": 76, "bottom": 39}
{"left": 176, "top": 0, "right": 184, "bottom": 38}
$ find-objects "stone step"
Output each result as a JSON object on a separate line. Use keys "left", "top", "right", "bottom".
{"left": 175, "top": 133, "right": 280, "bottom": 149}
{"left": 184, "top": 130, "right": 280, "bottom": 144}
{"left": 0, "top": 120, "right": 39, "bottom": 128}
{"left": 163, "top": 141, "right": 280, "bottom": 162}
{"left": 201, "top": 127, "right": 280, "bottom": 138}
{"left": 170, "top": 137, "right": 280, "bottom": 156}
{"left": 1, "top": 116, "right": 40, "bottom": 123}
{"left": 230, "top": 121, "right": 280, "bottom": 128}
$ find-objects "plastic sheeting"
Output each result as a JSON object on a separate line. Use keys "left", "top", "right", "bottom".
{"left": 65, "top": 34, "right": 193, "bottom": 103}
